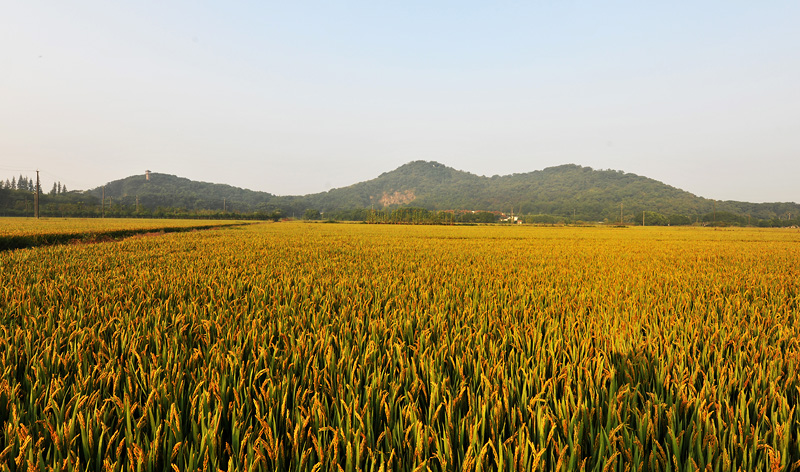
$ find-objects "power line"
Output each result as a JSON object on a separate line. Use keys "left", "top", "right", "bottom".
{"left": 0, "top": 165, "right": 38, "bottom": 172}
{"left": 39, "top": 169, "right": 94, "bottom": 190}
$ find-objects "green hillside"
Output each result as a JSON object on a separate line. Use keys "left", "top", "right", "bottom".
{"left": 89, "top": 173, "right": 275, "bottom": 213}
{"left": 302, "top": 161, "right": 797, "bottom": 222}
{"left": 5, "top": 161, "right": 796, "bottom": 223}
{"left": 85, "top": 161, "right": 800, "bottom": 222}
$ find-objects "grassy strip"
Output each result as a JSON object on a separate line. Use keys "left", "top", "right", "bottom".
{"left": 0, "top": 222, "right": 252, "bottom": 251}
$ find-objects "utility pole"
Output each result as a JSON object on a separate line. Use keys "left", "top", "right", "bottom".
{"left": 620, "top": 202, "right": 623, "bottom": 224}
{"left": 713, "top": 200, "right": 716, "bottom": 226}
{"left": 102, "top": 186, "right": 105, "bottom": 218}
{"left": 641, "top": 192, "right": 646, "bottom": 227}
{"left": 34, "top": 170, "right": 40, "bottom": 218}
{"left": 136, "top": 195, "right": 139, "bottom": 213}
{"left": 223, "top": 198, "right": 226, "bottom": 212}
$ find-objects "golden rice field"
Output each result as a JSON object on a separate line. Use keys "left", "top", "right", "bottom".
{"left": 1, "top": 222, "right": 799, "bottom": 471}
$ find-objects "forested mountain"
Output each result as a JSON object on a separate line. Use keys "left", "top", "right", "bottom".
{"left": 88, "top": 173, "right": 275, "bottom": 213}
{"left": 3, "top": 162, "right": 798, "bottom": 223}
{"left": 304, "top": 161, "right": 708, "bottom": 220}
{"left": 302, "top": 161, "right": 797, "bottom": 222}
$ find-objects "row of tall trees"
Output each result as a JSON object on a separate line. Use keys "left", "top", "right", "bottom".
{"left": 0, "top": 175, "right": 68, "bottom": 194}
{"left": 49, "top": 182, "right": 68, "bottom": 195}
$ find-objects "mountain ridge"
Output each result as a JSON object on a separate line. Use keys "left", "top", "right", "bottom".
{"left": 85, "top": 160, "right": 798, "bottom": 222}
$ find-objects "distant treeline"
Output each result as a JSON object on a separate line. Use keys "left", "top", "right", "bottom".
{"left": 0, "top": 187, "right": 282, "bottom": 221}
{"left": 312, "top": 206, "right": 800, "bottom": 227}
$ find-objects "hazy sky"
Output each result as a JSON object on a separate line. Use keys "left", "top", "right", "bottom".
{"left": 2, "top": 2, "right": 799, "bottom": 203}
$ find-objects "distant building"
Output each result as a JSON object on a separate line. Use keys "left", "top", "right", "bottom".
{"left": 146, "top": 170, "right": 151, "bottom": 181}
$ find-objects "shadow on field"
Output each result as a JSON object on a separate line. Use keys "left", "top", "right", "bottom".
{"left": 0, "top": 222, "right": 252, "bottom": 251}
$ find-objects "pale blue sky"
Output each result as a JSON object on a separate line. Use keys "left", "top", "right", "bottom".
{"left": 2, "top": 2, "right": 798, "bottom": 202}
